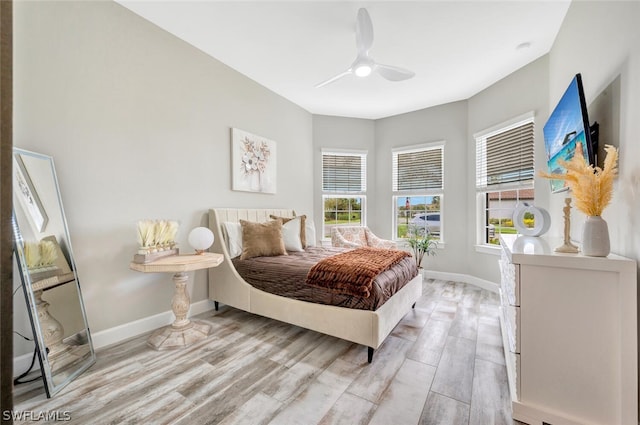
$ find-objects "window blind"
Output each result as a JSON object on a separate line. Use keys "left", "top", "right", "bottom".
{"left": 322, "top": 153, "right": 366, "bottom": 192}
{"left": 392, "top": 146, "right": 443, "bottom": 191}
{"left": 476, "top": 120, "right": 534, "bottom": 189}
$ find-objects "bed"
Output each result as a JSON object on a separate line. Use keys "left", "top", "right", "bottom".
{"left": 207, "top": 208, "right": 422, "bottom": 362}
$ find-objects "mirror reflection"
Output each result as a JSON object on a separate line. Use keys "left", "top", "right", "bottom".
{"left": 12, "top": 148, "right": 95, "bottom": 397}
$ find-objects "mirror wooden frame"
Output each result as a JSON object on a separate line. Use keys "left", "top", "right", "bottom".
{"left": 12, "top": 148, "right": 95, "bottom": 397}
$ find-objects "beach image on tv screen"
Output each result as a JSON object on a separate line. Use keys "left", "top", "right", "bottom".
{"left": 543, "top": 76, "right": 590, "bottom": 193}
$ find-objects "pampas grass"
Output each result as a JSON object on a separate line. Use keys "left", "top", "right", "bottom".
{"left": 136, "top": 219, "right": 179, "bottom": 253}
{"left": 540, "top": 144, "right": 618, "bottom": 216}
{"left": 24, "top": 240, "right": 58, "bottom": 269}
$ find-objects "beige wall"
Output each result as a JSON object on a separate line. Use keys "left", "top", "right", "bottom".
{"left": 13, "top": 1, "right": 314, "bottom": 356}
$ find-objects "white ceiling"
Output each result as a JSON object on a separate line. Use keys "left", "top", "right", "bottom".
{"left": 116, "top": 1, "right": 571, "bottom": 120}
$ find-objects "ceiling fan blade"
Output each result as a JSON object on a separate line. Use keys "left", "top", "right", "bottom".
{"left": 376, "top": 64, "right": 415, "bottom": 82}
{"left": 356, "top": 8, "right": 373, "bottom": 55}
{"left": 315, "top": 69, "right": 352, "bottom": 88}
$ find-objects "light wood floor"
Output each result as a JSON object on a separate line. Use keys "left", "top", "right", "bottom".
{"left": 14, "top": 279, "right": 521, "bottom": 425}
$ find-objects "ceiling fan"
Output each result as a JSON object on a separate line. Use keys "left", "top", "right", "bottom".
{"left": 315, "top": 8, "right": 415, "bottom": 88}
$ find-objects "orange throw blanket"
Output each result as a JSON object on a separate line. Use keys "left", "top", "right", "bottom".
{"left": 306, "top": 247, "right": 411, "bottom": 298}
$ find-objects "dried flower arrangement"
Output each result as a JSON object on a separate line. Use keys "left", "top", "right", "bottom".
{"left": 539, "top": 144, "right": 618, "bottom": 216}
{"left": 136, "top": 219, "right": 179, "bottom": 255}
{"left": 24, "top": 239, "right": 58, "bottom": 270}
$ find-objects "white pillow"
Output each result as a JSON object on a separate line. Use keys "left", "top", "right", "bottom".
{"left": 282, "top": 217, "right": 304, "bottom": 252}
{"left": 305, "top": 220, "right": 316, "bottom": 247}
{"left": 222, "top": 221, "right": 243, "bottom": 258}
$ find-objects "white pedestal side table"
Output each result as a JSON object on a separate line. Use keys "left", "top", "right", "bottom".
{"left": 129, "top": 253, "right": 223, "bottom": 350}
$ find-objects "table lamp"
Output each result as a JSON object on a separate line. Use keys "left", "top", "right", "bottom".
{"left": 188, "top": 227, "right": 214, "bottom": 255}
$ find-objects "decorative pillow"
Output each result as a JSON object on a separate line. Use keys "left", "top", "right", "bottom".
{"left": 305, "top": 220, "right": 317, "bottom": 247}
{"left": 239, "top": 219, "right": 287, "bottom": 260}
{"left": 270, "top": 214, "right": 307, "bottom": 247}
{"left": 281, "top": 217, "right": 304, "bottom": 252}
{"left": 222, "top": 221, "right": 243, "bottom": 258}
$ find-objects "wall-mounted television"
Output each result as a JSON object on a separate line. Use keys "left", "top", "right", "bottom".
{"left": 543, "top": 73, "right": 598, "bottom": 193}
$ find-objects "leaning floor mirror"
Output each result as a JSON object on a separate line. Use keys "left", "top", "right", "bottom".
{"left": 12, "top": 148, "right": 95, "bottom": 397}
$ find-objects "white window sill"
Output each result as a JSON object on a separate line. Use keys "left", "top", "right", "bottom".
{"left": 474, "top": 244, "right": 501, "bottom": 255}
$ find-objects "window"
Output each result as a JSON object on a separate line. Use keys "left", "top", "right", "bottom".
{"left": 322, "top": 150, "right": 366, "bottom": 239}
{"left": 392, "top": 142, "right": 444, "bottom": 240}
{"left": 475, "top": 114, "right": 534, "bottom": 245}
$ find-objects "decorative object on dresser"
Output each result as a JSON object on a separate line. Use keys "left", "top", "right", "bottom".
{"left": 511, "top": 202, "right": 550, "bottom": 237}
{"left": 129, "top": 253, "right": 223, "bottom": 350}
{"left": 540, "top": 144, "right": 618, "bottom": 257}
{"left": 188, "top": 226, "right": 214, "bottom": 255}
{"left": 12, "top": 148, "right": 96, "bottom": 398}
{"left": 555, "top": 197, "right": 579, "bottom": 253}
{"left": 231, "top": 128, "right": 276, "bottom": 194}
{"left": 498, "top": 234, "right": 637, "bottom": 425}
{"left": 133, "top": 219, "right": 179, "bottom": 264}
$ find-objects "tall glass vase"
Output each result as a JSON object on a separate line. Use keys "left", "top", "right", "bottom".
{"left": 582, "top": 215, "right": 610, "bottom": 257}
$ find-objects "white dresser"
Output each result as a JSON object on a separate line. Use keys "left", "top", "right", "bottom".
{"left": 499, "top": 234, "right": 637, "bottom": 425}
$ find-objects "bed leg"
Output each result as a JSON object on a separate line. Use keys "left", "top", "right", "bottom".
{"left": 412, "top": 302, "right": 416, "bottom": 309}
{"left": 214, "top": 301, "right": 219, "bottom": 311}
{"left": 368, "top": 347, "right": 374, "bottom": 363}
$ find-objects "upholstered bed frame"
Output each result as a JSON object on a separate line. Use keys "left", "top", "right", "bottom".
{"left": 207, "top": 208, "right": 422, "bottom": 362}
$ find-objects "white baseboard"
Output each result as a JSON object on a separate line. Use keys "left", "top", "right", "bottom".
{"left": 13, "top": 299, "right": 216, "bottom": 377}
{"left": 423, "top": 270, "right": 499, "bottom": 293}
{"left": 91, "top": 299, "right": 216, "bottom": 349}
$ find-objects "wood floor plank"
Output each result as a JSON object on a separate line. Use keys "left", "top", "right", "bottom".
{"left": 318, "top": 392, "right": 376, "bottom": 425}
{"left": 430, "top": 336, "right": 476, "bottom": 404}
{"left": 448, "top": 306, "right": 479, "bottom": 341}
{"left": 460, "top": 285, "right": 483, "bottom": 309}
{"left": 429, "top": 300, "right": 459, "bottom": 322}
{"left": 175, "top": 359, "right": 285, "bottom": 425}
{"left": 368, "top": 359, "right": 436, "bottom": 425}
{"left": 346, "top": 336, "right": 413, "bottom": 403}
{"left": 268, "top": 358, "right": 362, "bottom": 425}
{"left": 268, "top": 327, "right": 327, "bottom": 368}
{"left": 217, "top": 392, "right": 282, "bottom": 425}
{"left": 440, "top": 281, "right": 466, "bottom": 302}
{"left": 419, "top": 391, "right": 470, "bottom": 425}
{"left": 262, "top": 336, "right": 351, "bottom": 402}
{"left": 475, "top": 321, "right": 506, "bottom": 366}
{"left": 407, "top": 318, "right": 452, "bottom": 366}
{"left": 390, "top": 308, "right": 432, "bottom": 342}
{"left": 469, "top": 358, "right": 512, "bottom": 425}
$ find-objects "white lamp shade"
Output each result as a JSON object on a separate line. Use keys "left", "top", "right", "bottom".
{"left": 188, "top": 227, "right": 214, "bottom": 252}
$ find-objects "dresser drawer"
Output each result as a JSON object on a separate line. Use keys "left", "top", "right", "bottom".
{"left": 503, "top": 304, "right": 520, "bottom": 354}
{"left": 499, "top": 250, "right": 520, "bottom": 306}
{"left": 506, "top": 351, "right": 521, "bottom": 401}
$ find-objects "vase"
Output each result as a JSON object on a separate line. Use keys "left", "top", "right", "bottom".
{"left": 581, "top": 215, "right": 610, "bottom": 257}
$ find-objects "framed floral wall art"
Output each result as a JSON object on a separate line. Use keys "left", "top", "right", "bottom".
{"left": 231, "top": 128, "right": 277, "bottom": 194}
{"left": 13, "top": 154, "right": 48, "bottom": 233}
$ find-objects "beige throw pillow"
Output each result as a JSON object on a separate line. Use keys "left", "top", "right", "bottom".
{"left": 270, "top": 214, "right": 307, "bottom": 247}
{"left": 240, "top": 219, "right": 287, "bottom": 260}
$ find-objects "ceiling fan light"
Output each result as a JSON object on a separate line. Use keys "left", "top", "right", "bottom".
{"left": 354, "top": 64, "right": 372, "bottom": 77}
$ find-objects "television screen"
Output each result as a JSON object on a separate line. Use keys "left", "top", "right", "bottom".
{"left": 543, "top": 74, "right": 595, "bottom": 193}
